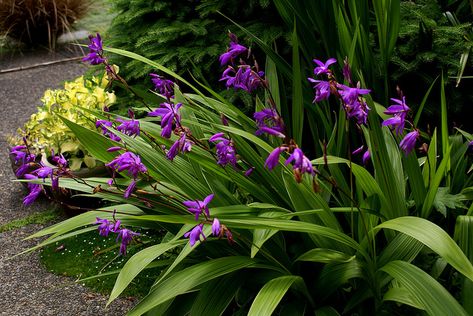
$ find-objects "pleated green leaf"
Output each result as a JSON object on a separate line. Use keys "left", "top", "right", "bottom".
{"left": 454, "top": 215, "right": 473, "bottom": 314}
{"left": 127, "top": 256, "right": 255, "bottom": 316}
{"left": 107, "top": 240, "right": 187, "bottom": 305}
{"left": 296, "top": 248, "right": 355, "bottom": 264}
{"left": 380, "top": 261, "right": 467, "bottom": 316}
{"left": 189, "top": 273, "right": 245, "bottom": 316}
{"left": 375, "top": 216, "right": 473, "bottom": 282}
{"left": 60, "top": 116, "right": 119, "bottom": 163}
{"left": 248, "top": 275, "right": 302, "bottom": 316}
{"left": 383, "top": 285, "right": 424, "bottom": 311}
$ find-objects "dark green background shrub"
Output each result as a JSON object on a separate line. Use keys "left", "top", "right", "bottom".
{"left": 107, "top": 0, "right": 286, "bottom": 85}
{"left": 105, "top": 0, "right": 473, "bottom": 127}
{"left": 391, "top": 0, "right": 473, "bottom": 125}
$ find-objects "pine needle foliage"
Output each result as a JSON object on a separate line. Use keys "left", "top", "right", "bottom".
{"left": 390, "top": 0, "right": 473, "bottom": 123}
{"left": 392, "top": 0, "right": 471, "bottom": 81}
{"left": 107, "top": 0, "right": 286, "bottom": 84}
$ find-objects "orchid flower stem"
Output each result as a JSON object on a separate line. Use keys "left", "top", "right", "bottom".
{"left": 105, "top": 61, "right": 152, "bottom": 112}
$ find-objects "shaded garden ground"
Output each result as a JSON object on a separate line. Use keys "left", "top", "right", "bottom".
{"left": 0, "top": 47, "right": 136, "bottom": 315}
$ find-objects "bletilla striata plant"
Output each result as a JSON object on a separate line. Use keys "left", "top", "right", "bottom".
{"left": 19, "top": 29, "right": 473, "bottom": 316}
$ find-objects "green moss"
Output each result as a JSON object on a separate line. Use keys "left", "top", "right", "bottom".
{"left": 0, "top": 209, "right": 61, "bottom": 233}
{"left": 40, "top": 229, "right": 164, "bottom": 298}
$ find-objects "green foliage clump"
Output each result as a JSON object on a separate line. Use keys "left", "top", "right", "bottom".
{"left": 107, "top": 0, "right": 286, "bottom": 84}
{"left": 11, "top": 73, "right": 116, "bottom": 170}
{"left": 22, "top": 1, "right": 473, "bottom": 314}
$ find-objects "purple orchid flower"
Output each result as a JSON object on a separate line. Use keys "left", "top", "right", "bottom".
{"left": 352, "top": 146, "right": 371, "bottom": 165}
{"left": 382, "top": 97, "right": 410, "bottom": 135}
{"left": 184, "top": 224, "right": 206, "bottom": 246}
{"left": 94, "top": 217, "right": 115, "bottom": 237}
{"left": 150, "top": 74, "right": 175, "bottom": 99}
{"left": 219, "top": 33, "right": 248, "bottom": 66}
{"left": 10, "top": 145, "right": 35, "bottom": 165}
{"left": 209, "top": 133, "right": 237, "bottom": 167}
{"left": 343, "top": 58, "right": 352, "bottom": 84}
{"left": 362, "top": 150, "right": 371, "bottom": 165}
{"left": 337, "top": 82, "right": 371, "bottom": 106}
{"left": 33, "top": 165, "right": 54, "bottom": 179}
{"left": 212, "top": 218, "right": 221, "bottom": 236}
{"left": 308, "top": 79, "right": 331, "bottom": 102}
{"left": 346, "top": 100, "right": 370, "bottom": 125}
{"left": 148, "top": 102, "right": 182, "bottom": 138}
{"left": 23, "top": 174, "right": 42, "bottom": 206}
{"left": 264, "top": 147, "right": 287, "bottom": 171}
{"left": 253, "top": 109, "right": 285, "bottom": 138}
{"left": 116, "top": 228, "right": 140, "bottom": 255}
{"left": 313, "top": 58, "right": 337, "bottom": 76}
{"left": 106, "top": 152, "right": 147, "bottom": 178}
{"left": 123, "top": 180, "right": 137, "bottom": 199}
{"left": 183, "top": 194, "right": 214, "bottom": 221}
{"left": 220, "top": 65, "right": 264, "bottom": 93}
{"left": 107, "top": 146, "right": 123, "bottom": 152}
{"left": 166, "top": 133, "right": 193, "bottom": 161}
{"left": 400, "top": 130, "right": 419, "bottom": 155}
{"left": 244, "top": 167, "right": 255, "bottom": 177}
{"left": 15, "top": 164, "right": 30, "bottom": 177}
{"left": 116, "top": 118, "right": 140, "bottom": 137}
{"left": 82, "top": 33, "right": 105, "bottom": 65}
{"left": 285, "top": 148, "right": 315, "bottom": 177}
{"left": 52, "top": 154, "right": 68, "bottom": 167}
{"left": 96, "top": 120, "right": 121, "bottom": 142}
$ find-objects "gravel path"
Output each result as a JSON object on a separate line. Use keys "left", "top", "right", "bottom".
{"left": 0, "top": 47, "right": 136, "bottom": 315}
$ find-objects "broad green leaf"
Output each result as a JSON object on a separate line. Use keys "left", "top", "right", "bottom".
{"left": 27, "top": 204, "right": 143, "bottom": 239}
{"left": 296, "top": 248, "right": 355, "bottom": 264}
{"left": 189, "top": 273, "right": 246, "bottom": 316}
{"left": 375, "top": 216, "right": 473, "bottom": 282}
{"left": 383, "top": 285, "right": 424, "bottom": 311}
{"left": 380, "top": 261, "right": 467, "bottom": 316}
{"left": 248, "top": 275, "right": 302, "bottom": 316}
{"left": 251, "top": 211, "right": 286, "bottom": 258}
{"left": 59, "top": 116, "right": 119, "bottom": 163}
{"left": 315, "top": 306, "right": 341, "bottom": 316}
{"left": 155, "top": 225, "right": 211, "bottom": 284}
{"left": 315, "top": 259, "right": 364, "bottom": 300}
{"left": 454, "top": 215, "right": 473, "bottom": 314}
{"left": 377, "top": 233, "right": 423, "bottom": 268}
{"left": 221, "top": 217, "right": 365, "bottom": 258}
{"left": 107, "top": 240, "right": 186, "bottom": 304}
{"left": 128, "top": 256, "right": 255, "bottom": 315}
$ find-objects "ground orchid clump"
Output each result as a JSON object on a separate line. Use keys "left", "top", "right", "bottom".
{"left": 20, "top": 27, "right": 473, "bottom": 316}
